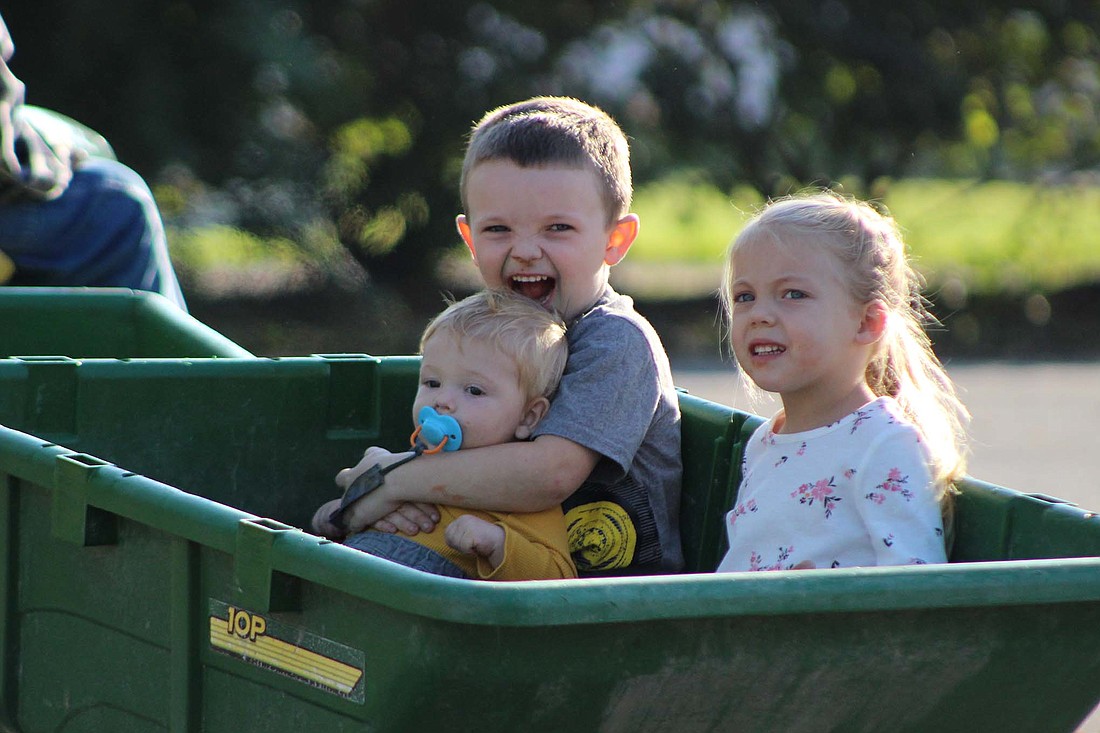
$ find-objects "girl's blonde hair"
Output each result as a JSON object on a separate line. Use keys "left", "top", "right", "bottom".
{"left": 421, "top": 289, "right": 568, "bottom": 401}
{"left": 721, "top": 190, "right": 970, "bottom": 495}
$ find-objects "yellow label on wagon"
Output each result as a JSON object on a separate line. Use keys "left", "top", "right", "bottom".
{"left": 208, "top": 599, "right": 365, "bottom": 702}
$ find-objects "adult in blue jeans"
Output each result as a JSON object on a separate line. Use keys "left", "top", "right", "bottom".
{"left": 0, "top": 12, "right": 186, "bottom": 310}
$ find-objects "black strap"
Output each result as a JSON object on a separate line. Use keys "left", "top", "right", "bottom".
{"left": 327, "top": 450, "right": 421, "bottom": 533}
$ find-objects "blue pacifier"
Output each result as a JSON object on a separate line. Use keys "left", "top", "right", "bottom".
{"left": 415, "top": 406, "right": 462, "bottom": 452}
{"left": 327, "top": 406, "right": 462, "bottom": 533}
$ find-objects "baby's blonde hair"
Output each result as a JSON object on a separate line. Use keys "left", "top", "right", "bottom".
{"left": 421, "top": 289, "right": 568, "bottom": 401}
{"left": 721, "top": 190, "right": 970, "bottom": 494}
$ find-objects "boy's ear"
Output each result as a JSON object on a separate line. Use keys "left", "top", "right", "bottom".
{"left": 514, "top": 396, "right": 551, "bottom": 440}
{"left": 456, "top": 215, "right": 476, "bottom": 259}
{"left": 856, "top": 299, "right": 888, "bottom": 344}
{"left": 603, "top": 213, "right": 639, "bottom": 266}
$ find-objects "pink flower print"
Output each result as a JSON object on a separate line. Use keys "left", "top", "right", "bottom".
{"left": 748, "top": 551, "right": 763, "bottom": 571}
{"left": 749, "top": 546, "right": 795, "bottom": 571}
{"left": 866, "top": 492, "right": 885, "bottom": 505}
{"left": 773, "top": 545, "right": 794, "bottom": 570}
{"left": 844, "top": 468, "right": 856, "bottom": 479}
{"left": 791, "top": 476, "right": 842, "bottom": 518}
{"left": 729, "top": 499, "right": 758, "bottom": 526}
{"left": 796, "top": 442, "right": 807, "bottom": 457}
{"left": 810, "top": 480, "right": 831, "bottom": 502}
{"left": 872, "top": 467, "right": 914, "bottom": 501}
{"left": 850, "top": 408, "right": 873, "bottom": 434}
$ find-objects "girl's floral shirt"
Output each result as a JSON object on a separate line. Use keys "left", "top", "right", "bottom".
{"left": 716, "top": 397, "right": 947, "bottom": 573}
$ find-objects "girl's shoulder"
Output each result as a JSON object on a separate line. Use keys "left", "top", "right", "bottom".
{"left": 749, "top": 397, "right": 921, "bottom": 450}
{"left": 854, "top": 396, "right": 913, "bottom": 429}
{"left": 826, "top": 397, "right": 925, "bottom": 449}
{"left": 854, "top": 397, "right": 931, "bottom": 459}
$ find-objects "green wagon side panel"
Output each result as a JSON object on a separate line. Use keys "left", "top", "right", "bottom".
{"left": 0, "top": 355, "right": 1097, "bottom": 732}
{"left": 0, "top": 287, "right": 252, "bottom": 359}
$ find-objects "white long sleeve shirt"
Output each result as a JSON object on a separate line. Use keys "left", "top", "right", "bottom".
{"left": 717, "top": 397, "right": 947, "bottom": 573}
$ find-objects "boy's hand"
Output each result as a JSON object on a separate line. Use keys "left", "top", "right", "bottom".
{"left": 445, "top": 515, "right": 506, "bottom": 570}
{"left": 331, "top": 446, "right": 417, "bottom": 534}
{"left": 335, "top": 446, "right": 407, "bottom": 491}
{"left": 310, "top": 498, "right": 345, "bottom": 540}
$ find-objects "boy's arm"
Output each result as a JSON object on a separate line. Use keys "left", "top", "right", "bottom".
{"left": 333, "top": 435, "right": 598, "bottom": 534}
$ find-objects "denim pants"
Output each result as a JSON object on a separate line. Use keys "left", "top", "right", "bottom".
{"left": 0, "top": 158, "right": 187, "bottom": 310}
{"left": 344, "top": 530, "right": 469, "bottom": 579}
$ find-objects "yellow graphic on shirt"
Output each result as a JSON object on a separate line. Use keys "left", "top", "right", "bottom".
{"left": 565, "top": 500, "right": 636, "bottom": 571}
{"left": 0, "top": 250, "right": 15, "bottom": 284}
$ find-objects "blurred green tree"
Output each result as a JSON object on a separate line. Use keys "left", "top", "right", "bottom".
{"left": 5, "top": 0, "right": 1098, "bottom": 292}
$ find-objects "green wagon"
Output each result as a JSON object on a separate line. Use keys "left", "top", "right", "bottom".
{"left": 0, "top": 354, "right": 1097, "bottom": 732}
{"left": 0, "top": 287, "right": 252, "bottom": 359}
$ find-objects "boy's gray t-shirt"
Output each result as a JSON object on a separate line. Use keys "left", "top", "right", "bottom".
{"left": 533, "top": 286, "right": 683, "bottom": 575}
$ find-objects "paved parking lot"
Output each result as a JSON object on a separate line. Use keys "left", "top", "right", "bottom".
{"left": 673, "top": 360, "right": 1100, "bottom": 510}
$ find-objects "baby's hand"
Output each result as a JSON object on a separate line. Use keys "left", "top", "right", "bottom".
{"left": 372, "top": 502, "right": 440, "bottom": 536}
{"left": 445, "top": 515, "right": 505, "bottom": 570}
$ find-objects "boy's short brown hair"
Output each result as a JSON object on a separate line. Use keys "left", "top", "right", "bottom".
{"left": 460, "top": 96, "right": 633, "bottom": 225}
{"left": 420, "top": 289, "right": 568, "bottom": 401}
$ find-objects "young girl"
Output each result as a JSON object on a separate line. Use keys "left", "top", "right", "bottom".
{"left": 716, "top": 191, "right": 969, "bottom": 572}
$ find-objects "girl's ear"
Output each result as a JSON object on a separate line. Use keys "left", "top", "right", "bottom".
{"left": 514, "top": 396, "right": 551, "bottom": 440}
{"left": 456, "top": 215, "right": 476, "bottom": 259}
{"left": 856, "top": 299, "right": 888, "bottom": 344}
{"left": 604, "top": 214, "right": 639, "bottom": 266}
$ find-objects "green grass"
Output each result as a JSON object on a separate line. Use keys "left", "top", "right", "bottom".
{"left": 884, "top": 179, "right": 1100, "bottom": 293}
{"left": 629, "top": 177, "right": 1100, "bottom": 295}
{"left": 166, "top": 177, "right": 1100, "bottom": 299}
{"left": 629, "top": 175, "right": 761, "bottom": 262}
{"left": 168, "top": 225, "right": 304, "bottom": 271}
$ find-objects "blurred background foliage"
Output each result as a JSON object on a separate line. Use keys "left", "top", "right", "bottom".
{"left": 5, "top": 0, "right": 1100, "bottom": 303}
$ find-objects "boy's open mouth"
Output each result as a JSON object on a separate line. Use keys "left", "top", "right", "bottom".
{"left": 510, "top": 274, "right": 555, "bottom": 303}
